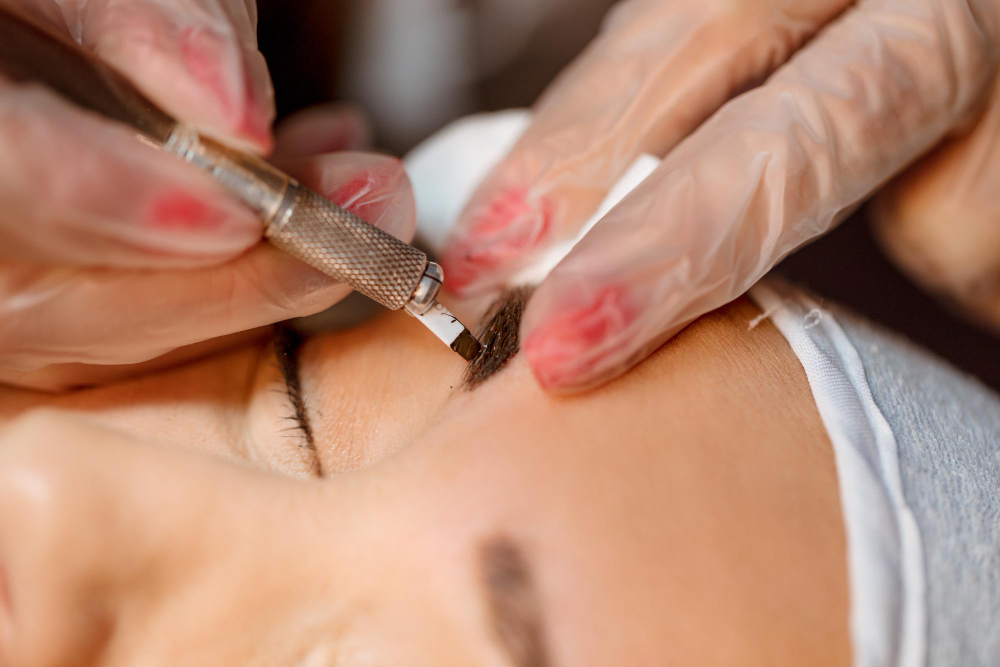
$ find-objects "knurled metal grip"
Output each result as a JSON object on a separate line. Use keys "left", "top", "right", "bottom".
{"left": 165, "top": 126, "right": 429, "bottom": 311}
{"left": 266, "top": 185, "right": 429, "bottom": 311}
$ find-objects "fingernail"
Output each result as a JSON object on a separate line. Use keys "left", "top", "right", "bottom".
{"left": 322, "top": 158, "right": 411, "bottom": 239}
{"left": 523, "top": 285, "right": 633, "bottom": 389}
{"left": 236, "top": 72, "right": 274, "bottom": 151}
{"left": 179, "top": 27, "right": 272, "bottom": 148}
{"left": 324, "top": 109, "right": 371, "bottom": 152}
{"left": 147, "top": 190, "right": 234, "bottom": 231}
{"left": 141, "top": 189, "right": 259, "bottom": 255}
{"left": 328, "top": 172, "right": 379, "bottom": 214}
{"left": 442, "top": 188, "right": 551, "bottom": 294}
{"left": 274, "top": 105, "right": 371, "bottom": 158}
{"left": 236, "top": 50, "right": 276, "bottom": 152}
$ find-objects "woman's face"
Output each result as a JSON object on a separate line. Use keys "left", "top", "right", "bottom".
{"left": 0, "top": 295, "right": 849, "bottom": 666}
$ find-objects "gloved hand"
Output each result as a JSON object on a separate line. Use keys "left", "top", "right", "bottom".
{"left": 873, "top": 68, "right": 1000, "bottom": 333}
{"left": 0, "top": 0, "right": 415, "bottom": 391}
{"left": 441, "top": 0, "right": 1000, "bottom": 391}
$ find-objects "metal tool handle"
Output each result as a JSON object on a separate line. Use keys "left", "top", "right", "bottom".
{"left": 268, "top": 186, "right": 429, "bottom": 310}
{"left": 166, "top": 127, "right": 431, "bottom": 311}
{"left": 0, "top": 5, "right": 434, "bottom": 313}
{"left": 0, "top": 5, "right": 175, "bottom": 143}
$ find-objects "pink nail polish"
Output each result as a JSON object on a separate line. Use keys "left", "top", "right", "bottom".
{"left": 523, "top": 285, "right": 633, "bottom": 388}
{"left": 147, "top": 190, "right": 229, "bottom": 231}
{"left": 325, "top": 159, "right": 404, "bottom": 224}
{"left": 328, "top": 172, "right": 377, "bottom": 216}
{"left": 442, "top": 188, "right": 551, "bottom": 294}
{"left": 179, "top": 27, "right": 271, "bottom": 147}
{"left": 235, "top": 69, "right": 274, "bottom": 150}
{"left": 179, "top": 27, "right": 230, "bottom": 106}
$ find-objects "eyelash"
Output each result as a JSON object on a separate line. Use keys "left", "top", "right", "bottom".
{"left": 273, "top": 325, "right": 324, "bottom": 478}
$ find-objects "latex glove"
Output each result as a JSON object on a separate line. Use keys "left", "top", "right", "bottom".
{"left": 0, "top": 2, "right": 414, "bottom": 390}
{"left": 7, "top": 0, "right": 274, "bottom": 151}
{"left": 441, "top": 0, "right": 1000, "bottom": 391}
{"left": 872, "top": 69, "right": 1000, "bottom": 332}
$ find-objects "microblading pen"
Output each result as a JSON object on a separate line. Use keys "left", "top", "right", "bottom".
{"left": 0, "top": 6, "right": 482, "bottom": 362}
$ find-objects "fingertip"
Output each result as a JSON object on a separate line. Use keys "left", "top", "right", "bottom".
{"left": 137, "top": 186, "right": 261, "bottom": 256}
{"left": 237, "top": 244, "right": 354, "bottom": 318}
{"left": 439, "top": 250, "right": 487, "bottom": 297}
{"left": 145, "top": 189, "right": 240, "bottom": 232}
{"left": 87, "top": 8, "right": 275, "bottom": 152}
{"left": 522, "top": 283, "right": 635, "bottom": 391}
{"left": 442, "top": 186, "right": 554, "bottom": 294}
{"left": 281, "top": 152, "right": 417, "bottom": 243}
{"left": 174, "top": 26, "right": 275, "bottom": 151}
{"left": 274, "top": 103, "right": 372, "bottom": 159}
{"left": 0, "top": 86, "right": 262, "bottom": 268}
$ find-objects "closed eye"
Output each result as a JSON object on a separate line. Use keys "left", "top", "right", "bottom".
{"left": 273, "top": 324, "right": 324, "bottom": 478}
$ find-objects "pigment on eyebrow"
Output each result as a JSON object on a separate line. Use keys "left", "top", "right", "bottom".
{"left": 463, "top": 287, "right": 535, "bottom": 389}
{"left": 480, "top": 536, "right": 550, "bottom": 667}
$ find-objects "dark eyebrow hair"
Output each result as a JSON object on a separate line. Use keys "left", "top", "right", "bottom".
{"left": 479, "top": 536, "right": 551, "bottom": 667}
{"left": 273, "top": 324, "right": 323, "bottom": 478}
{"left": 463, "top": 286, "right": 535, "bottom": 389}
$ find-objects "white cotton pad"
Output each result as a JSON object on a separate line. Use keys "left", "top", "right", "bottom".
{"left": 404, "top": 110, "right": 660, "bottom": 285}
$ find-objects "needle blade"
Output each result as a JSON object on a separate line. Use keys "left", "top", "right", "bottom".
{"left": 414, "top": 301, "right": 482, "bottom": 361}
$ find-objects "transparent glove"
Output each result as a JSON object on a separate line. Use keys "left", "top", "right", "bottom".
{"left": 0, "top": 0, "right": 415, "bottom": 390}
{"left": 7, "top": 0, "right": 274, "bottom": 151}
{"left": 441, "top": 0, "right": 1000, "bottom": 390}
{"left": 873, "top": 69, "right": 1000, "bottom": 333}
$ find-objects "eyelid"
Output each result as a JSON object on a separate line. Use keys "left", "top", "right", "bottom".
{"left": 274, "top": 326, "right": 315, "bottom": 435}
{"left": 268, "top": 326, "right": 324, "bottom": 478}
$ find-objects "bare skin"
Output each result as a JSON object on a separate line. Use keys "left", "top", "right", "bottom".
{"left": 0, "top": 294, "right": 849, "bottom": 666}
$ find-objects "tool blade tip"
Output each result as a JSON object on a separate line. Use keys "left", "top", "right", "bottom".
{"left": 451, "top": 328, "right": 482, "bottom": 361}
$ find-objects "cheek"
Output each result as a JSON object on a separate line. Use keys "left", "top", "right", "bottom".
{"left": 0, "top": 416, "right": 360, "bottom": 665}
{"left": 26, "top": 347, "right": 264, "bottom": 464}
{"left": 31, "top": 398, "right": 230, "bottom": 459}
{"left": 0, "top": 445, "right": 118, "bottom": 663}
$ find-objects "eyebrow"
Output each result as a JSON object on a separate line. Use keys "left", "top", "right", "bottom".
{"left": 463, "top": 286, "right": 535, "bottom": 389}
{"left": 273, "top": 324, "right": 323, "bottom": 477}
{"left": 479, "top": 536, "right": 551, "bottom": 667}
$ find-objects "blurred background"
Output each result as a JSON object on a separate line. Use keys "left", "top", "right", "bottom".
{"left": 258, "top": 0, "right": 999, "bottom": 390}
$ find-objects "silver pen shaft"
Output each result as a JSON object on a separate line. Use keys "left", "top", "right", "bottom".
{"left": 0, "top": 5, "right": 482, "bottom": 361}
{"left": 164, "top": 127, "right": 482, "bottom": 362}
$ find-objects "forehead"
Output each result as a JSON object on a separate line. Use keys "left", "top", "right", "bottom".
{"left": 299, "top": 286, "right": 533, "bottom": 474}
{"left": 341, "top": 298, "right": 846, "bottom": 665}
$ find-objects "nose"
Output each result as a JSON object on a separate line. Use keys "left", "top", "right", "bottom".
{"left": 0, "top": 411, "right": 132, "bottom": 665}
{"left": 0, "top": 410, "right": 371, "bottom": 666}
